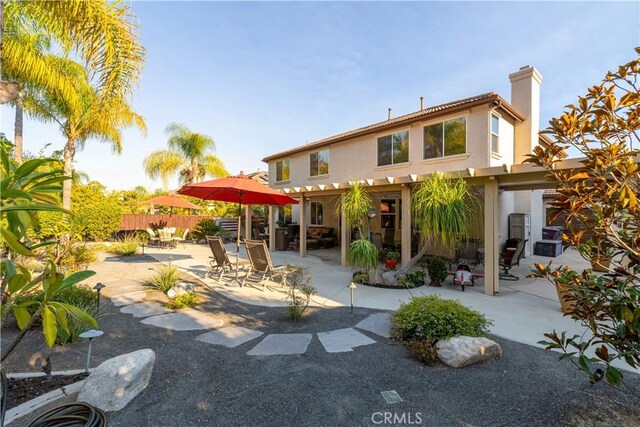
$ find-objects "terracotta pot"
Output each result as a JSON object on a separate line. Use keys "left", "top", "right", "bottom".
{"left": 384, "top": 260, "right": 397, "bottom": 269}
{"left": 591, "top": 256, "right": 610, "bottom": 272}
{"left": 555, "top": 283, "right": 576, "bottom": 314}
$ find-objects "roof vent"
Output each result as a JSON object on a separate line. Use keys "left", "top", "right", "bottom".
{"left": 519, "top": 65, "right": 531, "bottom": 70}
{"left": 387, "top": 108, "right": 392, "bottom": 120}
{"left": 420, "top": 96, "right": 424, "bottom": 111}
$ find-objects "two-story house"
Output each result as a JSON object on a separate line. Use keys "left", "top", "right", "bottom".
{"left": 262, "top": 66, "right": 564, "bottom": 295}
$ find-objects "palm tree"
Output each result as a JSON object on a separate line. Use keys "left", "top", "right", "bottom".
{"left": 24, "top": 57, "right": 146, "bottom": 209}
{"left": 144, "top": 123, "right": 228, "bottom": 189}
{"left": 1, "top": 0, "right": 145, "bottom": 162}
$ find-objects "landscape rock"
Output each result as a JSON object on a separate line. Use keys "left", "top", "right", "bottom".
{"left": 381, "top": 270, "right": 402, "bottom": 286}
{"left": 167, "top": 282, "right": 196, "bottom": 298}
{"left": 78, "top": 349, "right": 155, "bottom": 412}
{"left": 436, "top": 336, "right": 502, "bottom": 368}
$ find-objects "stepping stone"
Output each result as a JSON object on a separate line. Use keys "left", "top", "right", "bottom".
{"left": 247, "top": 334, "right": 312, "bottom": 356}
{"left": 317, "top": 328, "right": 376, "bottom": 353}
{"left": 120, "top": 302, "right": 172, "bottom": 318}
{"left": 110, "top": 291, "right": 148, "bottom": 307}
{"left": 196, "top": 327, "right": 263, "bottom": 348}
{"left": 354, "top": 313, "right": 391, "bottom": 338}
{"left": 141, "top": 309, "right": 223, "bottom": 331}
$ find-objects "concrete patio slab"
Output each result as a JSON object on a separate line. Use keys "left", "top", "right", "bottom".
{"left": 141, "top": 310, "right": 224, "bottom": 331}
{"left": 102, "top": 283, "right": 145, "bottom": 296}
{"left": 246, "top": 334, "right": 312, "bottom": 356}
{"left": 120, "top": 302, "right": 172, "bottom": 318}
{"left": 317, "top": 328, "right": 376, "bottom": 353}
{"left": 354, "top": 313, "right": 392, "bottom": 338}
{"left": 196, "top": 327, "right": 264, "bottom": 348}
{"left": 110, "top": 291, "right": 149, "bottom": 307}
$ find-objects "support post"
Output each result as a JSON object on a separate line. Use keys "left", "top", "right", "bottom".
{"left": 484, "top": 178, "right": 500, "bottom": 295}
{"left": 299, "top": 194, "right": 306, "bottom": 257}
{"left": 268, "top": 206, "right": 276, "bottom": 251}
{"left": 401, "top": 185, "right": 411, "bottom": 265}
{"left": 245, "top": 205, "right": 252, "bottom": 240}
{"left": 341, "top": 200, "right": 348, "bottom": 267}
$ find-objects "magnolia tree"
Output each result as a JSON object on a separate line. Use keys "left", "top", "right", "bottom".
{"left": 526, "top": 48, "right": 640, "bottom": 393}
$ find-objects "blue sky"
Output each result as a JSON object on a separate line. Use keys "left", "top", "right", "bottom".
{"left": 2, "top": 1, "right": 638, "bottom": 191}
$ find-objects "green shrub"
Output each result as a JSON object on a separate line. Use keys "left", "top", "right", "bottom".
{"left": 347, "top": 239, "right": 378, "bottom": 273}
{"left": 286, "top": 266, "right": 316, "bottom": 321}
{"left": 109, "top": 235, "right": 140, "bottom": 256}
{"left": 391, "top": 295, "right": 490, "bottom": 342}
{"left": 71, "top": 182, "right": 124, "bottom": 241}
{"left": 147, "top": 266, "right": 179, "bottom": 294}
{"left": 59, "top": 244, "right": 97, "bottom": 273}
{"left": 165, "top": 292, "right": 200, "bottom": 309}
{"left": 398, "top": 270, "right": 426, "bottom": 288}
{"left": 57, "top": 299, "right": 107, "bottom": 345}
{"left": 14, "top": 285, "right": 102, "bottom": 343}
{"left": 405, "top": 338, "right": 439, "bottom": 365}
{"left": 352, "top": 271, "right": 368, "bottom": 284}
{"left": 192, "top": 219, "right": 222, "bottom": 240}
{"left": 423, "top": 256, "right": 448, "bottom": 286}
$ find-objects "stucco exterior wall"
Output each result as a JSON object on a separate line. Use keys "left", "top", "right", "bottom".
{"left": 269, "top": 105, "right": 503, "bottom": 189}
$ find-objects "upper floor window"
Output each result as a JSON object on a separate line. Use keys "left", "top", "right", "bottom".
{"left": 491, "top": 114, "right": 500, "bottom": 153}
{"left": 423, "top": 117, "right": 466, "bottom": 159}
{"left": 275, "top": 159, "right": 290, "bottom": 182}
{"left": 310, "top": 150, "right": 329, "bottom": 176}
{"left": 310, "top": 201, "right": 323, "bottom": 225}
{"left": 377, "top": 130, "right": 409, "bottom": 166}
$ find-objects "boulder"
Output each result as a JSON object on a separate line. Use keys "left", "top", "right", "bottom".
{"left": 381, "top": 270, "right": 402, "bottom": 286}
{"left": 78, "top": 349, "right": 155, "bottom": 412}
{"left": 436, "top": 336, "right": 502, "bottom": 368}
{"left": 167, "top": 282, "right": 196, "bottom": 298}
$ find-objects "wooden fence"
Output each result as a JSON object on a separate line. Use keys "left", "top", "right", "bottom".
{"left": 120, "top": 214, "right": 216, "bottom": 231}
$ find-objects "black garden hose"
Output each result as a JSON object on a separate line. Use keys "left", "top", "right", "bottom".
{"left": 0, "top": 368, "right": 7, "bottom": 427}
{"left": 28, "top": 402, "right": 106, "bottom": 427}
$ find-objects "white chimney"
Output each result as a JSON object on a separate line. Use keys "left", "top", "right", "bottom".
{"left": 509, "top": 65, "right": 542, "bottom": 164}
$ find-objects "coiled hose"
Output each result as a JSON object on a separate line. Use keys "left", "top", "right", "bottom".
{"left": 27, "top": 402, "right": 106, "bottom": 427}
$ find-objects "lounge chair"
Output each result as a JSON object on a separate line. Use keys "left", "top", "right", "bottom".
{"left": 205, "top": 235, "right": 235, "bottom": 280}
{"left": 499, "top": 238, "right": 526, "bottom": 281}
{"left": 146, "top": 228, "right": 160, "bottom": 246}
{"left": 173, "top": 229, "right": 189, "bottom": 246}
{"left": 242, "top": 239, "right": 288, "bottom": 289}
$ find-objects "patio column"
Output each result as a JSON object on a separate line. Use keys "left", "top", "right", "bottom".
{"left": 268, "top": 206, "right": 276, "bottom": 251}
{"left": 341, "top": 201, "right": 348, "bottom": 267}
{"left": 299, "top": 194, "right": 307, "bottom": 257}
{"left": 245, "top": 205, "right": 252, "bottom": 240}
{"left": 401, "top": 185, "right": 411, "bottom": 265}
{"left": 484, "top": 178, "right": 500, "bottom": 295}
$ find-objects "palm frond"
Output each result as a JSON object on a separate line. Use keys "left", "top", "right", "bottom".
{"left": 335, "top": 181, "right": 373, "bottom": 231}
{"left": 143, "top": 150, "right": 185, "bottom": 189}
{"left": 201, "top": 155, "right": 228, "bottom": 179}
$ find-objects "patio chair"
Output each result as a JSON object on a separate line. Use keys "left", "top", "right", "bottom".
{"left": 205, "top": 235, "right": 235, "bottom": 280}
{"left": 242, "top": 239, "right": 288, "bottom": 289}
{"left": 499, "top": 238, "right": 526, "bottom": 281}
{"left": 146, "top": 228, "right": 160, "bottom": 246}
{"left": 158, "top": 228, "right": 175, "bottom": 249}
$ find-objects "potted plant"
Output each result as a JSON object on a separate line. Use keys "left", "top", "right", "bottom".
{"left": 384, "top": 250, "right": 400, "bottom": 269}
{"left": 423, "top": 256, "right": 448, "bottom": 287}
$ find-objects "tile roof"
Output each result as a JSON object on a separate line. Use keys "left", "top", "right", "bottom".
{"left": 263, "top": 92, "right": 524, "bottom": 162}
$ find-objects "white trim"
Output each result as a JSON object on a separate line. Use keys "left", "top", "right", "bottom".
{"left": 491, "top": 112, "right": 500, "bottom": 155}
{"left": 375, "top": 162, "right": 413, "bottom": 172}
{"left": 419, "top": 153, "right": 470, "bottom": 165}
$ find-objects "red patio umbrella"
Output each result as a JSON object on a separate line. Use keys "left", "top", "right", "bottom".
{"left": 143, "top": 194, "right": 203, "bottom": 210}
{"left": 177, "top": 174, "right": 298, "bottom": 282}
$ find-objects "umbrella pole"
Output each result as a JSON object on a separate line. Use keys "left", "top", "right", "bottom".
{"left": 235, "top": 201, "right": 241, "bottom": 284}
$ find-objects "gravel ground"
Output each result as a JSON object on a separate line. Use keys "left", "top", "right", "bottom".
{"left": 3, "top": 256, "right": 639, "bottom": 426}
